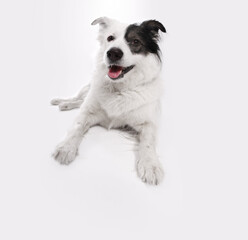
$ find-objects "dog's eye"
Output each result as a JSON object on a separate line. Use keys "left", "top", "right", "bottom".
{"left": 132, "top": 39, "right": 140, "bottom": 45}
{"left": 107, "top": 35, "right": 115, "bottom": 42}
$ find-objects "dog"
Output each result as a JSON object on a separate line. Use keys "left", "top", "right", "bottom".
{"left": 51, "top": 17, "right": 166, "bottom": 185}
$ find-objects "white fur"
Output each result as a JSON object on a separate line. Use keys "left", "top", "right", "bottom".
{"left": 51, "top": 17, "right": 164, "bottom": 185}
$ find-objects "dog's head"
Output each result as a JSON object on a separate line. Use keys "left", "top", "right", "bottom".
{"left": 92, "top": 17, "right": 166, "bottom": 83}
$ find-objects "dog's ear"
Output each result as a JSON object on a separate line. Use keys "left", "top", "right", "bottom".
{"left": 91, "top": 17, "right": 110, "bottom": 29}
{"left": 141, "top": 20, "right": 166, "bottom": 36}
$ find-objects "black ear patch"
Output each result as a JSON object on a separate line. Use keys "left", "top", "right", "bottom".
{"left": 141, "top": 20, "right": 166, "bottom": 35}
{"left": 124, "top": 20, "right": 166, "bottom": 60}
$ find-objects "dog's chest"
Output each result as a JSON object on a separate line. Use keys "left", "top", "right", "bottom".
{"left": 99, "top": 89, "right": 128, "bottom": 114}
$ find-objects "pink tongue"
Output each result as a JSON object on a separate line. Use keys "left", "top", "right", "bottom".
{"left": 108, "top": 66, "right": 123, "bottom": 79}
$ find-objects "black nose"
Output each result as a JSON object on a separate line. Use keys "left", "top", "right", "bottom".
{"left": 107, "top": 48, "right": 123, "bottom": 62}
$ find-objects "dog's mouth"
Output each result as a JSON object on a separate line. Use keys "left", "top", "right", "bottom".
{"left": 108, "top": 65, "right": 134, "bottom": 80}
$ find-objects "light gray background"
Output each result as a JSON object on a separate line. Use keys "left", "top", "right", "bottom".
{"left": 0, "top": 0, "right": 247, "bottom": 239}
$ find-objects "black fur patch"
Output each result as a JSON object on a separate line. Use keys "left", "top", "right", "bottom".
{"left": 124, "top": 20, "right": 166, "bottom": 60}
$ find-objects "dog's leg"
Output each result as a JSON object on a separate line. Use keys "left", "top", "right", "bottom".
{"left": 50, "top": 97, "right": 78, "bottom": 105}
{"left": 51, "top": 84, "right": 90, "bottom": 110}
{"left": 52, "top": 103, "right": 103, "bottom": 165}
{"left": 58, "top": 100, "right": 84, "bottom": 111}
{"left": 136, "top": 123, "right": 164, "bottom": 185}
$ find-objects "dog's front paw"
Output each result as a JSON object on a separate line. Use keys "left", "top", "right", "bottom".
{"left": 136, "top": 160, "right": 164, "bottom": 185}
{"left": 59, "top": 102, "right": 71, "bottom": 111}
{"left": 51, "top": 98, "right": 63, "bottom": 105}
{"left": 52, "top": 142, "right": 78, "bottom": 165}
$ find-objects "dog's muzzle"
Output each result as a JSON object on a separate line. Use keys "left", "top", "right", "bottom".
{"left": 106, "top": 47, "right": 134, "bottom": 80}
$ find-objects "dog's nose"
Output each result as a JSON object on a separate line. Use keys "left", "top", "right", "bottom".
{"left": 107, "top": 48, "right": 123, "bottom": 62}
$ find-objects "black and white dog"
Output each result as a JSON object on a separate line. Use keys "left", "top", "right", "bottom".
{"left": 51, "top": 17, "right": 166, "bottom": 185}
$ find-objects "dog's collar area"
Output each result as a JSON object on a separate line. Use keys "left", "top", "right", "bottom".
{"left": 108, "top": 65, "right": 134, "bottom": 80}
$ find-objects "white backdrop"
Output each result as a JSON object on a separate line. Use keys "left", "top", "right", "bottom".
{"left": 0, "top": 0, "right": 247, "bottom": 239}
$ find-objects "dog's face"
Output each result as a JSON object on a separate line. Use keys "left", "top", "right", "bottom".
{"left": 92, "top": 17, "right": 166, "bottom": 82}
